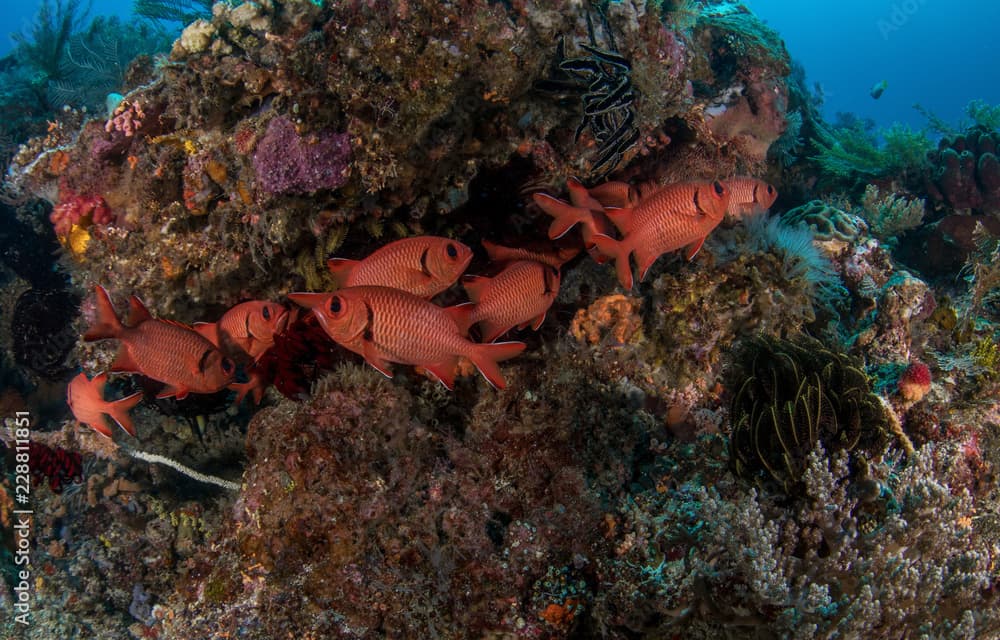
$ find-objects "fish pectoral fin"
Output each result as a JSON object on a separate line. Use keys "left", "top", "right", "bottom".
{"left": 362, "top": 341, "right": 394, "bottom": 379}
{"left": 156, "top": 384, "right": 188, "bottom": 400}
{"left": 402, "top": 267, "right": 434, "bottom": 284}
{"left": 529, "top": 311, "right": 547, "bottom": 331}
{"left": 111, "top": 348, "right": 141, "bottom": 373}
{"left": 423, "top": 357, "right": 459, "bottom": 390}
{"left": 684, "top": 236, "right": 707, "bottom": 261}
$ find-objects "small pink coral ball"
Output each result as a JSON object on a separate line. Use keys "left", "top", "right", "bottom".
{"left": 899, "top": 361, "right": 932, "bottom": 402}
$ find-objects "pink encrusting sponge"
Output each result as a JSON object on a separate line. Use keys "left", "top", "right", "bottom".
{"left": 899, "top": 361, "right": 932, "bottom": 402}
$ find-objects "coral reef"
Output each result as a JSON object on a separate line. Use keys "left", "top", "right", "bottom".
{"left": 6, "top": 2, "right": 1000, "bottom": 639}
{"left": 858, "top": 183, "right": 925, "bottom": 243}
{"left": 252, "top": 116, "right": 351, "bottom": 195}
{"left": 783, "top": 198, "right": 868, "bottom": 254}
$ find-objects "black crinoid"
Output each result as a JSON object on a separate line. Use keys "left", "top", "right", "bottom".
{"left": 535, "top": 10, "right": 639, "bottom": 180}
{"left": 726, "top": 334, "right": 890, "bottom": 495}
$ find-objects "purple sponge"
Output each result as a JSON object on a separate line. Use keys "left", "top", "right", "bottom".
{"left": 253, "top": 116, "right": 351, "bottom": 195}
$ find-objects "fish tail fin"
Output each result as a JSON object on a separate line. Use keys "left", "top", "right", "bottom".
{"left": 532, "top": 193, "right": 590, "bottom": 239}
{"left": 84, "top": 286, "right": 124, "bottom": 341}
{"left": 444, "top": 302, "right": 475, "bottom": 336}
{"left": 326, "top": 258, "right": 359, "bottom": 288}
{"left": 107, "top": 391, "right": 142, "bottom": 436}
{"left": 466, "top": 341, "right": 525, "bottom": 389}
{"left": 591, "top": 234, "right": 633, "bottom": 290}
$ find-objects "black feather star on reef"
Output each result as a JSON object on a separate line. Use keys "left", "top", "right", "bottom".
{"left": 535, "top": 11, "right": 640, "bottom": 180}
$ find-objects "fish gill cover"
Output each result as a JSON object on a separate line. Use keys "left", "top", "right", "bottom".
{"left": 0, "top": 0, "right": 998, "bottom": 638}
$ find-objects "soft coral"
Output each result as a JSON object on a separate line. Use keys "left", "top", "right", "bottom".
{"left": 50, "top": 189, "right": 114, "bottom": 237}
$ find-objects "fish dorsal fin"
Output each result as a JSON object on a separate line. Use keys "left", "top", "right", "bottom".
{"left": 326, "top": 258, "right": 359, "bottom": 287}
{"left": 461, "top": 275, "right": 490, "bottom": 304}
{"left": 127, "top": 296, "right": 153, "bottom": 325}
{"left": 193, "top": 322, "right": 219, "bottom": 346}
{"left": 444, "top": 302, "right": 475, "bottom": 336}
{"left": 159, "top": 318, "right": 198, "bottom": 332}
{"left": 480, "top": 239, "right": 510, "bottom": 264}
{"left": 604, "top": 207, "right": 634, "bottom": 235}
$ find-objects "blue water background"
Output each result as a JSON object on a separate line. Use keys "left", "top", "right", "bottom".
{"left": 1, "top": 0, "right": 133, "bottom": 55}
{"left": 745, "top": 0, "right": 1000, "bottom": 131}
{"left": 4, "top": 0, "right": 999, "bottom": 132}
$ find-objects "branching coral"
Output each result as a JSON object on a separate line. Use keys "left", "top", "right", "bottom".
{"left": 859, "top": 183, "right": 925, "bottom": 242}
{"left": 605, "top": 443, "right": 999, "bottom": 636}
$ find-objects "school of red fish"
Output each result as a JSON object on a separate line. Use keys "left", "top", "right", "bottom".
{"left": 68, "top": 176, "right": 776, "bottom": 437}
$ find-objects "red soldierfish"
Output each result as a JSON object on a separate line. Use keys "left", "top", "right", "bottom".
{"left": 84, "top": 286, "right": 236, "bottom": 399}
{"left": 720, "top": 177, "right": 778, "bottom": 218}
{"left": 194, "top": 300, "right": 288, "bottom": 361}
{"left": 326, "top": 236, "right": 473, "bottom": 298}
{"left": 67, "top": 371, "right": 142, "bottom": 438}
{"left": 459, "top": 261, "right": 561, "bottom": 342}
{"left": 592, "top": 180, "right": 731, "bottom": 290}
{"left": 481, "top": 239, "right": 579, "bottom": 270}
{"left": 288, "top": 286, "right": 525, "bottom": 389}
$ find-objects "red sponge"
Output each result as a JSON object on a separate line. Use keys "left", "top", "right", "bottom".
{"left": 899, "top": 361, "right": 932, "bottom": 402}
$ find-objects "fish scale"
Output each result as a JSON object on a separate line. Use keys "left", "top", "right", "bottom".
{"left": 363, "top": 287, "right": 471, "bottom": 364}
{"left": 593, "top": 181, "right": 730, "bottom": 289}
{"left": 617, "top": 182, "right": 710, "bottom": 234}
{"left": 118, "top": 321, "right": 220, "bottom": 382}
{"left": 289, "top": 286, "right": 525, "bottom": 389}
{"left": 327, "top": 236, "right": 472, "bottom": 298}
{"left": 463, "top": 261, "right": 560, "bottom": 342}
{"left": 84, "top": 286, "right": 235, "bottom": 398}
{"left": 721, "top": 177, "right": 778, "bottom": 217}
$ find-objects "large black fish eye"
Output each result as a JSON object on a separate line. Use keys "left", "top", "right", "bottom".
{"left": 222, "top": 358, "right": 234, "bottom": 374}
{"left": 262, "top": 306, "right": 271, "bottom": 320}
{"left": 767, "top": 184, "right": 775, "bottom": 195}
{"left": 330, "top": 296, "right": 342, "bottom": 313}
{"left": 446, "top": 243, "right": 458, "bottom": 258}
{"left": 713, "top": 181, "right": 725, "bottom": 196}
